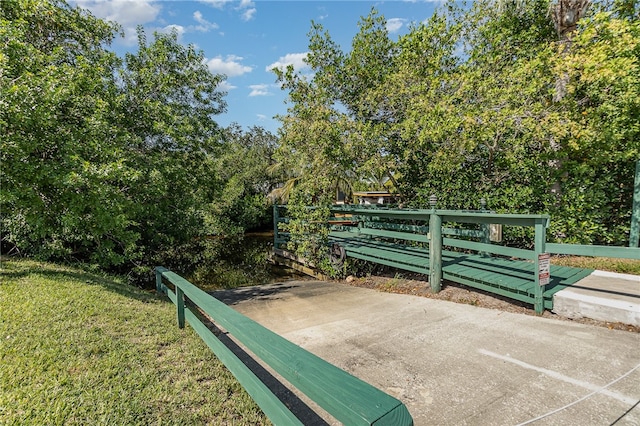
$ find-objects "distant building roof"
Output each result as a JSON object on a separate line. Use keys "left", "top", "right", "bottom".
{"left": 352, "top": 191, "right": 394, "bottom": 197}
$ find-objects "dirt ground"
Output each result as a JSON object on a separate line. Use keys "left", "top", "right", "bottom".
{"left": 338, "top": 271, "right": 640, "bottom": 333}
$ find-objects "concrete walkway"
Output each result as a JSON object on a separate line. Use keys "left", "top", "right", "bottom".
{"left": 213, "top": 281, "right": 640, "bottom": 426}
{"left": 553, "top": 270, "right": 640, "bottom": 326}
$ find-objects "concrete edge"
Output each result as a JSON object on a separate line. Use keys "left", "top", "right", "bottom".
{"left": 591, "top": 269, "right": 640, "bottom": 282}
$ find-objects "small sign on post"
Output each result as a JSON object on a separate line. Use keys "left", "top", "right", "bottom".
{"left": 538, "top": 253, "right": 550, "bottom": 286}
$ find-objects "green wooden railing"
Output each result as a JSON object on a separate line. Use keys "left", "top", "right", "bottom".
{"left": 274, "top": 203, "right": 639, "bottom": 313}
{"left": 630, "top": 159, "right": 640, "bottom": 248}
{"left": 155, "top": 267, "right": 414, "bottom": 426}
{"left": 547, "top": 243, "right": 640, "bottom": 259}
{"left": 327, "top": 205, "right": 552, "bottom": 312}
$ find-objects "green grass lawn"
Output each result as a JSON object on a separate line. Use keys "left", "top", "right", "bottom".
{"left": 551, "top": 256, "right": 640, "bottom": 275}
{"left": 0, "top": 259, "right": 268, "bottom": 425}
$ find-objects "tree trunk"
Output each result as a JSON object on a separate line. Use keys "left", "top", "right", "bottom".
{"left": 550, "top": 0, "right": 590, "bottom": 200}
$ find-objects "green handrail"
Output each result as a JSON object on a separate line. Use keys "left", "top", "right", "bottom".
{"left": 155, "top": 267, "right": 414, "bottom": 426}
{"left": 278, "top": 204, "right": 639, "bottom": 313}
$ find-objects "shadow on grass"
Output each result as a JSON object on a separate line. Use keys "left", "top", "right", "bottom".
{"left": 0, "top": 258, "right": 164, "bottom": 304}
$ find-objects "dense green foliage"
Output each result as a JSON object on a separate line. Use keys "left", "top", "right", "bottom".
{"left": 0, "top": 259, "right": 267, "bottom": 424}
{"left": 205, "top": 125, "right": 278, "bottom": 235}
{"left": 1, "top": 1, "right": 276, "bottom": 275}
{"left": 275, "top": 0, "right": 640, "bottom": 250}
{"left": 2, "top": 0, "right": 638, "bottom": 278}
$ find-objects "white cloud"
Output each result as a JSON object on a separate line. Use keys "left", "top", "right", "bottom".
{"left": 74, "top": 0, "right": 160, "bottom": 26}
{"left": 241, "top": 8, "right": 257, "bottom": 21}
{"left": 206, "top": 55, "right": 252, "bottom": 77}
{"left": 201, "top": 0, "right": 256, "bottom": 21}
{"left": 386, "top": 18, "right": 407, "bottom": 34}
{"left": 193, "top": 10, "right": 218, "bottom": 32}
{"left": 266, "top": 52, "right": 309, "bottom": 72}
{"left": 199, "top": 0, "right": 232, "bottom": 9}
{"left": 257, "top": 114, "right": 267, "bottom": 121}
{"left": 217, "top": 81, "right": 236, "bottom": 92}
{"left": 72, "top": 0, "right": 162, "bottom": 45}
{"left": 194, "top": 10, "right": 206, "bottom": 24}
{"left": 159, "top": 24, "right": 185, "bottom": 38}
{"left": 237, "top": 0, "right": 256, "bottom": 21}
{"left": 249, "top": 84, "right": 271, "bottom": 97}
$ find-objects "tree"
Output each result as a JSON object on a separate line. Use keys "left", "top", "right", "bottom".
{"left": 399, "top": 0, "right": 560, "bottom": 215}
{"left": 117, "top": 27, "right": 226, "bottom": 259}
{"left": 1, "top": 0, "right": 136, "bottom": 265}
{"left": 274, "top": 1, "right": 639, "bottom": 248}
{"left": 1, "top": 1, "right": 230, "bottom": 271}
{"left": 205, "top": 124, "right": 278, "bottom": 235}
{"left": 548, "top": 7, "right": 640, "bottom": 243}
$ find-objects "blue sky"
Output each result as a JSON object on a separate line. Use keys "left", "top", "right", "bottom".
{"left": 73, "top": 1, "right": 440, "bottom": 134}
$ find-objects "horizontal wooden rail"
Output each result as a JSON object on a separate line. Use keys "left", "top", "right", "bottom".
{"left": 155, "top": 267, "right": 413, "bottom": 426}
{"left": 356, "top": 220, "right": 484, "bottom": 239}
{"left": 326, "top": 206, "right": 550, "bottom": 311}
{"left": 329, "top": 206, "right": 550, "bottom": 228}
{"left": 443, "top": 238, "right": 537, "bottom": 261}
{"left": 547, "top": 243, "right": 640, "bottom": 260}
{"left": 279, "top": 204, "right": 638, "bottom": 316}
{"left": 352, "top": 227, "right": 429, "bottom": 243}
{"left": 156, "top": 268, "right": 302, "bottom": 425}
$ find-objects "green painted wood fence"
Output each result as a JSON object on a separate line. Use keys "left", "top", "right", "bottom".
{"left": 274, "top": 203, "right": 639, "bottom": 313}
{"left": 325, "top": 205, "right": 555, "bottom": 313}
{"left": 631, "top": 159, "right": 640, "bottom": 248}
{"left": 155, "top": 267, "right": 413, "bottom": 426}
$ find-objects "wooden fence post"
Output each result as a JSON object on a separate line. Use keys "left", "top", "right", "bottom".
{"left": 273, "top": 204, "right": 279, "bottom": 247}
{"left": 479, "top": 198, "right": 490, "bottom": 256}
{"left": 630, "top": 160, "right": 640, "bottom": 248}
{"left": 176, "top": 286, "right": 185, "bottom": 329}
{"left": 429, "top": 195, "right": 442, "bottom": 293}
{"left": 533, "top": 220, "right": 547, "bottom": 314}
{"left": 155, "top": 267, "right": 162, "bottom": 294}
{"left": 429, "top": 213, "right": 443, "bottom": 293}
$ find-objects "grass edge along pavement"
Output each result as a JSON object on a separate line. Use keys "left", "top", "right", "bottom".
{"left": 0, "top": 259, "right": 269, "bottom": 425}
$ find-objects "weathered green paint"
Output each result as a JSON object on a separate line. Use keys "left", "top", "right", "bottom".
{"left": 365, "top": 221, "right": 429, "bottom": 234}
{"left": 444, "top": 228, "right": 485, "bottom": 238}
{"left": 273, "top": 204, "right": 280, "bottom": 247}
{"left": 155, "top": 265, "right": 163, "bottom": 293}
{"left": 329, "top": 231, "right": 592, "bottom": 309}
{"left": 360, "top": 219, "right": 483, "bottom": 238}
{"left": 429, "top": 213, "right": 442, "bottom": 293}
{"left": 443, "top": 237, "right": 536, "bottom": 260}
{"left": 343, "top": 226, "right": 429, "bottom": 243}
{"left": 330, "top": 205, "right": 551, "bottom": 227}
{"left": 157, "top": 274, "right": 304, "bottom": 425}
{"left": 277, "top": 205, "right": 634, "bottom": 312}
{"left": 547, "top": 243, "right": 640, "bottom": 259}
{"left": 631, "top": 160, "right": 640, "bottom": 248}
{"left": 480, "top": 224, "right": 490, "bottom": 256}
{"left": 156, "top": 267, "right": 413, "bottom": 426}
{"left": 479, "top": 203, "right": 490, "bottom": 256}
{"left": 533, "top": 220, "right": 547, "bottom": 314}
{"left": 176, "top": 286, "right": 185, "bottom": 329}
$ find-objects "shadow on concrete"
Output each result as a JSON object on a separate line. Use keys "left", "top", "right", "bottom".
{"left": 209, "top": 281, "right": 301, "bottom": 305}
{"left": 564, "top": 285, "right": 640, "bottom": 299}
{"left": 189, "top": 305, "right": 330, "bottom": 425}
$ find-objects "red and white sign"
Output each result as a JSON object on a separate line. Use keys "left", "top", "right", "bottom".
{"left": 538, "top": 253, "right": 550, "bottom": 286}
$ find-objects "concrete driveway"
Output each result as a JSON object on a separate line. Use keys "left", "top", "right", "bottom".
{"left": 212, "top": 281, "right": 640, "bottom": 426}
